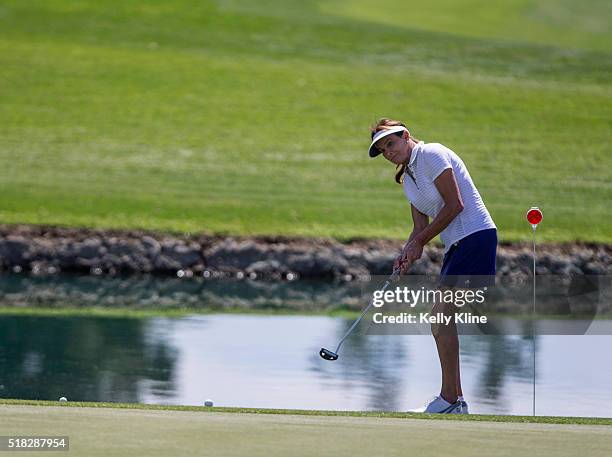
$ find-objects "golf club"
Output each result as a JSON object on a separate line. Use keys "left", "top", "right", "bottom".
{"left": 320, "top": 267, "right": 401, "bottom": 361}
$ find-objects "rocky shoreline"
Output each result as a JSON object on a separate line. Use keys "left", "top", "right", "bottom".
{"left": 0, "top": 225, "right": 610, "bottom": 282}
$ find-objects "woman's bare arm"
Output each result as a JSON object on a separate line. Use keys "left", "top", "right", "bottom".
{"left": 394, "top": 205, "right": 428, "bottom": 271}
{"left": 407, "top": 204, "right": 429, "bottom": 243}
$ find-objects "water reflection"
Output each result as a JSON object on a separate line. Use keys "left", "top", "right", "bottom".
{"left": 460, "top": 335, "right": 533, "bottom": 413}
{"left": 0, "top": 273, "right": 364, "bottom": 312}
{"left": 1, "top": 273, "right": 609, "bottom": 319}
{"left": 310, "top": 322, "right": 409, "bottom": 411}
{"left": 0, "top": 316, "right": 177, "bottom": 402}
{"left": 1, "top": 314, "right": 610, "bottom": 416}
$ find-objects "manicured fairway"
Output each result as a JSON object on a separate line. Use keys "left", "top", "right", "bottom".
{"left": 1, "top": 403, "right": 611, "bottom": 457}
{"left": 0, "top": 1, "right": 610, "bottom": 242}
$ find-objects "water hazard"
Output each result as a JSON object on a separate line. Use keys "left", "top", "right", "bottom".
{"left": 0, "top": 273, "right": 611, "bottom": 417}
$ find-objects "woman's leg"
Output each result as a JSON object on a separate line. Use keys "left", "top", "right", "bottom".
{"left": 431, "top": 300, "right": 460, "bottom": 404}
{"left": 456, "top": 350, "right": 463, "bottom": 398}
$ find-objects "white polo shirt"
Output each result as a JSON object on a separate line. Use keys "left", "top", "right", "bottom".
{"left": 402, "top": 142, "right": 496, "bottom": 253}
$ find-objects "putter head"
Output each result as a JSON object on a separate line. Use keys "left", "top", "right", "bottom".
{"left": 319, "top": 348, "right": 338, "bottom": 361}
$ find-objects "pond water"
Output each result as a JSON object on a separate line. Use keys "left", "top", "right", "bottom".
{"left": 1, "top": 313, "right": 611, "bottom": 417}
{"left": 0, "top": 274, "right": 611, "bottom": 418}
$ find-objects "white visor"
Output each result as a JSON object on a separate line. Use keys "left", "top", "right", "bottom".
{"left": 368, "top": 126, "right": 408, "bottom": 157}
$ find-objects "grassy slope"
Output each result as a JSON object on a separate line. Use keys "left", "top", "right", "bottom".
{"left": 0, "top": 1, "right": 610, "bottom": 242}
{"left": 1, "top": 402, "right": 611, "bottom": 457}
{"left": 325, "top": 0, "right": 612, "bottom": 51}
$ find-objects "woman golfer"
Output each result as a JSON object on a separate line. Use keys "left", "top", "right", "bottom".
{"left": 369, "top": 118, "right": 497, "bottom": 414}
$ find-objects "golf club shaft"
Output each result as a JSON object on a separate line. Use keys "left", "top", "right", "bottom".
{"left": 333, "top": 268, "right": 400, "bottom": 354}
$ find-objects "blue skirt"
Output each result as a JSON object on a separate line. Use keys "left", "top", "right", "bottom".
{"left": 439, "top": 228, "right": 497, "bottom": 288}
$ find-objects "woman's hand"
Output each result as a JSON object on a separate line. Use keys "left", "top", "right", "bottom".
{"left": 394, "top": 239, "right": 424, "bottom": 274}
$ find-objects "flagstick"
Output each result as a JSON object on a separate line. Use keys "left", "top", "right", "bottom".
{"left": 526, "top": 207, "right": 542, "bottom": 417}
{"left": 532, "top": 223, "right": 536, "bottom": 417}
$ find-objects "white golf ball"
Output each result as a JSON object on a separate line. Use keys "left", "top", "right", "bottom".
{"left": 204, "top": 399, "right": 213, "bottom": 407}
{"left": 59, "top": 397, "right": 67, "bottom": 402}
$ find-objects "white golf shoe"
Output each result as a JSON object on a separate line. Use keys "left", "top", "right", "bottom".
{"left": 408, "top": 395, "right": 462, "bottom": 414}
{"left": 459, "top": 400, "right": 469, "bottom": 414}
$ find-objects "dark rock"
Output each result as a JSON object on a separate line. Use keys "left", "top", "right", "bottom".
{"left": 362, "top": 251, "right": 395, "bottom": 275}
{"left": 165, "top": 243, "right": 202, "bottom": 267}
{"left": 246, "top": 260, "right": 284, "bottom": 278}
{"left": 153, "top": 255, "right": 183, "bottom": 272}
{"left": 141, "top": 236, "right": 161, "bottom": 256}
{"left": 285, "top": 254, "right": 317, "bottom": 276}
{"left": 205, "top": 240, "right": 266, "bottom": 270}
{"left": 0, "top": 237, "right": 31, "bottom": 266}
{"left": 583, "top": 261, "right": 606, "bottom": 275}
{"left": 76, "top": 238, "right": 105, "bottom": 259}
{"left": 313, "top": 251, "right": 349, "bottom": 276}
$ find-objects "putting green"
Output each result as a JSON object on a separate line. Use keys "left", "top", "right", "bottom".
{"left": 1, "top": 404, "right": 611, "bottom": 457}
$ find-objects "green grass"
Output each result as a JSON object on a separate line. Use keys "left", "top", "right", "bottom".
{"left": 2, "top": 398, "right": 611, "bottom": 425}
{"left": 0, "top": 1, "right": 610, "bottom": 242}
{"left": 0, "top": 305, "right": 362, "bottom": 319}
{"left": 1, "top": 401, "right": 611, "bottom": 457}
{"left": 325, "top": 0, "right": 612, "bottom": 52}
{"left": 0, "top": 306, "right": 610, "bottom": 320}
